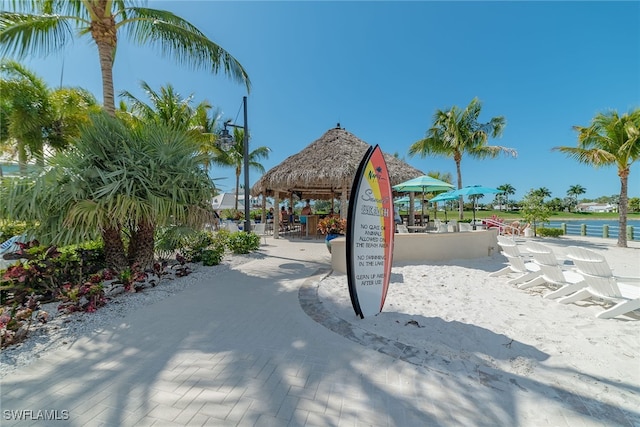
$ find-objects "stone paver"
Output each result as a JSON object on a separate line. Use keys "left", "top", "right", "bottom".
{"left": 1, "top": 236, "right": 637, "bottom": 426}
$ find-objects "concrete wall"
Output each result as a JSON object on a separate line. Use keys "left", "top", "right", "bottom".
{"left": 330, "top": 229, "right": 498, "bottom": 273}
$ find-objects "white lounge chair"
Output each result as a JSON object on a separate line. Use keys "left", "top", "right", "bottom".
{"left": 458, "top": 222, "right": 472, "bottom": 232}
{"left": 433, "top": 219, "right": 448, "bottom": 233}
{"left": 396, "top": 224, "right": 409, "bottom": 233}
{"left": 517, "top": 242, "right": 585, "bottom": 299}
{"left": 558, "top": 246, "right": 640, "bottom": 319}
{"left": 489, "top": 239, "right": 541, "bottom": 285}
{"left": 252, "top": 223, "right": 268, "bottom": 245}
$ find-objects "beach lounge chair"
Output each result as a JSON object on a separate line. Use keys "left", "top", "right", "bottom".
{"left": 558, "top": 246, "right": 640, "bottom": 319}
{"left": 518, "top": 242, "right": 585, "bottom": 299}
{"left": 458, "top": 222, "right": 472, "bottom": 232}
{"left": 253, "top": 223, "right": 268, "bottom": 245}
{"left": 433, "top": 219, "right": 448, "bottom": 233}
{"left": 489, "top": 239, "right": 541, "bottom": 285}
{"left": 396, "top": 224, "right": 409, "bottom": 233}
{"left": 496, "top": 234, "right": 517, "bottom": 246}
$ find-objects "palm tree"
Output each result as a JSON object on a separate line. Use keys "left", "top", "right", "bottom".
{"left": 409, "top": 97, "right": 517, "bottom": 219}
{"left": 566, "top": 184, "right": 586, "bottom": 212}
{"left": 497, "top": 183, "right": 516, "bottom": 211}
{"left": 3, "top": 112, "right": 216, "bottom": 270}
{"left": 553, "top": 109, "right": 640, "bottom": 247}
{"left": 212, "top": 127, "right": 270, "bottom": 211}
{"left": 119, "top": 81, "right": 222, "bottom": 173}
{"left": 0, "top": 1, "right": 250, "bottom": 116}
{"left": 533, "top": 187, "right": 552, "bottom": 201}
{"left": 0, "top": 60, "right": 51, "bottom": 171}
{"left": 0, "top": 60, "right": 99, "bottom": 171}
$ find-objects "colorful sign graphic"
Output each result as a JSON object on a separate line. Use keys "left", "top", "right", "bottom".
{"left": 346, "top": 145, "right": 394, "bottom": 318}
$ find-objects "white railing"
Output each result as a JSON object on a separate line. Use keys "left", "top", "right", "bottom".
{"left": 481, "top": 217, "right": 524, "bottom": 236}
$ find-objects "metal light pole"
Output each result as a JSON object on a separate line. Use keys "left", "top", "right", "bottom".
{"left": 218, "top": 96, "right": 251, "bottom": 233}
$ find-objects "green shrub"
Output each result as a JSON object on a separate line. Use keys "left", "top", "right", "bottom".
{"left": 536, "top": 227, "right": 564, "bottom": 237}
{"left": 212, "top": 229, "right": 231, "bottom": 247}
{"left": 201, "top": 247, "right": 225, "bottom": 266}
{"left": 0, "top": 221, "right": 28, "bottom": 241}
{"left": 0, "top": 240, "right": 106, "bottom": 306}
{"left": 181, "top": 231, "right": 215, "bottom": 262}
{"left": 227, "top": 231, "right": 260, "bottom": 254}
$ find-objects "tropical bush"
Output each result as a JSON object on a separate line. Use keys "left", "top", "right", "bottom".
{"left": 0, "top": 220, "right": 28, "bottom": 241}
{"left": 2, "top": 112, "right": 216, "bottom": 271}
{"left": 0, "top": 240, "right": 106, "bottom": 306}
{"left": 536, "top": 227, "right": 564, "bottom": 237}
{"left": 317, "top": 216, "right": 347, "bottom": 235}
{"left": 0, "top": 295, "right": 47, "bottom": 349}
{"left": 227, "top": 231, "right": 260, "bottom": 254}
{"left": 201, "top": 247, "right": 225, "bottom": 266}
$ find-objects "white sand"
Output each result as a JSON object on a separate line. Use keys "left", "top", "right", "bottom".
{"left": 317, "top": 236, "right": 640, "bottom": 417}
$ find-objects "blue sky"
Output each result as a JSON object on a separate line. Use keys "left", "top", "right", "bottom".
{"left": 15, "top": 1, "right": 640, "bottom": 202}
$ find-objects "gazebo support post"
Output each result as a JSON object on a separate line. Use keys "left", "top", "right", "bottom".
{"left": 408, "top": 193, "right": 415, "bottom": 226}
{"left": 340, "top": 181, "right": 348, "bottom": 220}
{"left": 261, "top": 195, "right": 266, "bottom": 223}
{"left": 273, "top": 193, "right": 280, "bottom": 239}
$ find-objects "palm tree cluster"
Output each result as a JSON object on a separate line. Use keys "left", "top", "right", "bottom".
{"left": 0, "top": 1, "right": 271, "bottom": 269}
{"left": 3, "top": 113, "right": 217, "bottom": 270}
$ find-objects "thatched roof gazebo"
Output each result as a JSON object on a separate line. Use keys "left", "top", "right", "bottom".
{"left": 251, "top": 125, "right": 424, "bottom": 237}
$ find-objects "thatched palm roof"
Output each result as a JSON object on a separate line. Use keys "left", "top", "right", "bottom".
{"left": 251, "top": 125, "right": 424, "bottom": 200}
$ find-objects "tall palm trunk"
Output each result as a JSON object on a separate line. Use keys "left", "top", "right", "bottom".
{"left": 455, "top": 154, "right": 463, "bottom": 220}
{"left": 102, "top": 225, "right": 128, "bottom": 271}
{"left": 89, "top": 3, "right": 117, "bottom": 116}
{"left": 18, "top": 141, "right": 27, "bottom": 174}
{"left": 617, "top": 170, "right": 629, "bottom": 248}
{"left": 127, "top": 221, "right": 155, "bottom": 270}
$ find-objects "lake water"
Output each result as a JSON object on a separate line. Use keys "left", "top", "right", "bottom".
{"left": 544, "top": 219, "right": 640, "bottom": 240}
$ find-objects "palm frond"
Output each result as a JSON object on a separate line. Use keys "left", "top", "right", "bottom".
{"left": 118, "top": 7, "right": 250, "bottom": 91}
{"left": 0, "top": 12, "right": 82, "bottom": 58}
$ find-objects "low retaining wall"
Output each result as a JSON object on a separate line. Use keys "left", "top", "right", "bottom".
{"left": 330, "top": 229, "right": 499, "bottom": 273}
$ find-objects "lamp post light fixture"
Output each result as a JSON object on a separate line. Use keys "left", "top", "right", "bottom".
{"left": 218, "top": 96, "right": 251, "bottom": 233}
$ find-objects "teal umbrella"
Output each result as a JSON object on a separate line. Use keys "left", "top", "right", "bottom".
{"left": 392, "top": 176, "right": 454, "bottom": 224}
{"left": 428, "top": 191, "right": 458, "bottom": 221}
{"left": 428, "top": 191, "right": 459, "bottom": 203}
{"left": 394, "top": 196, "right": 422, "bottom": 207}
{"left": 448, "top": 185, "right": 503, "bottom": 229}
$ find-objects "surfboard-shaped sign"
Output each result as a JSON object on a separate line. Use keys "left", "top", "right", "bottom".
{"left": 346, "top": 144, "right": 394, "bottom": 318}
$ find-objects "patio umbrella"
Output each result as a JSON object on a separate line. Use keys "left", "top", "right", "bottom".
{"left": 428, "top": 191, "right": 459, "bottom": 221}
{"left": 392, "top": 175, "right": 454, "bottom": 225}
{"left": 448, "top": 185, "right": 503, "bottom": 229}
{"left": 393, "top": 196, "right": 422, "bottom": 208}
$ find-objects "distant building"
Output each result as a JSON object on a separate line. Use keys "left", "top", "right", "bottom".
{"left": 211, "top": 193, "right": 272, "bottom": 211}
{"left": 576, "top": 202, "right": 615, "bottom": 213}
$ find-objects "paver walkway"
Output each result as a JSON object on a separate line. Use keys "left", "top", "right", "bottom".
{"left": 1, "top": 237, "right": 636, "bottom": 426}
